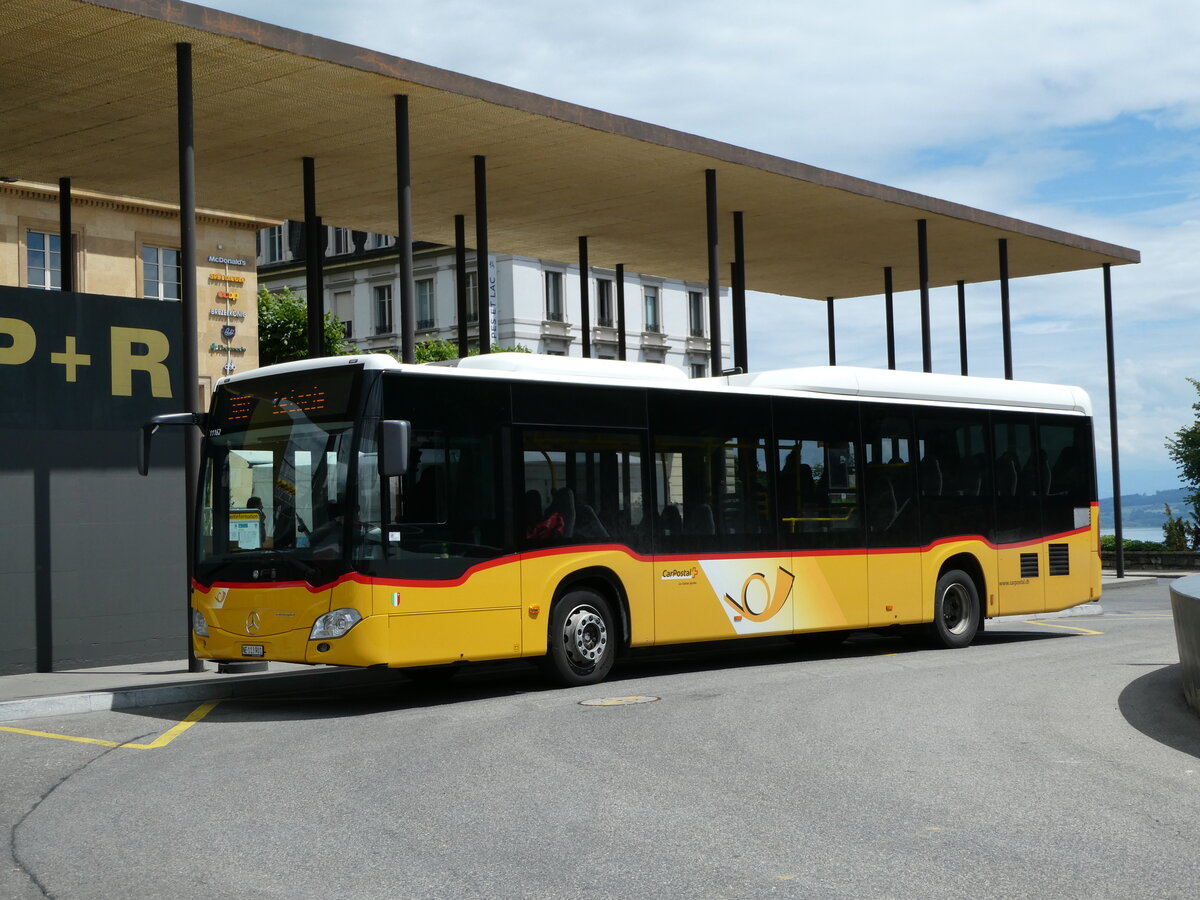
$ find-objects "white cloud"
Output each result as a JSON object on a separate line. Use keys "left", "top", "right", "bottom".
{"left": 208, "top": 0, "right": 1200, "bottom": 493}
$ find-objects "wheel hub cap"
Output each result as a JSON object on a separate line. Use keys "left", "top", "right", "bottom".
{"left": 564, "top": 606, "right": 608, "bottom": 666}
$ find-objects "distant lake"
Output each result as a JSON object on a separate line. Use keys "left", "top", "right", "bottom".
{"left": 1102, "top": 526, "right": 1164, "bottom": 542}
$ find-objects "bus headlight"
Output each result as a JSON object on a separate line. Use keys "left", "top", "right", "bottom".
{"left": 310, "top": 608, "right": 363, "bottom": 640}
{"left": 192, "top": 608, "right": 210, "bottom": 638}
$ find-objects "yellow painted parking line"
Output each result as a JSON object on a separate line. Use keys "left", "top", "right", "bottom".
{"left": 0, "top": 727, "right": 122, "bottom": 748}
{"left": 0, "top": 701, "right": 219, "bottom": 750}
{"left": 1024, "top": 620, "right": 1104, "bottom": 635}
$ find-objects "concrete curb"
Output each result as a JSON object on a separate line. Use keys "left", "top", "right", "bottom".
{"left": 0, "top": 666, "right": 405, "bottom": 725}
{"left": 990, "top": 602, "right": 1104, "bottom": 626}
{"left": 1102, "top": 573, "right": 1189, "bottom": 588}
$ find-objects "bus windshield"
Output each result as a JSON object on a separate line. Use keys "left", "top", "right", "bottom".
{"left": 196, "top": 366, "right": 363, "bottom": 583}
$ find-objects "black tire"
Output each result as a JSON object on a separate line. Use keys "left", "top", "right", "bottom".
{"left": 543, "top": 589, "right": 617, "bottom": 686}
{"left": 927, "top": 569, "right": 981, "bottom": 649}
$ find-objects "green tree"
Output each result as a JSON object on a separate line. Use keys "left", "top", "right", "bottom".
{"left": 1165, "top": 377, "right": 1200, "bottom": 550}
{"left": 257, "top": 285, "right": 351, "bottom": 366}
{"left": 1163, "top": 503, "right": 1190, "bottom": 551}
{"left": 412, "top": 338, "right": 531, "bottom": 363}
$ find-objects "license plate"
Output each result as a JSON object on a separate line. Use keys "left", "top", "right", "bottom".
{"left": 241, "top": 644, "right": 265, "bottom": 658}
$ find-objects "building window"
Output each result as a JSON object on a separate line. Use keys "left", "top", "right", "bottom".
{"left": 416, "top": 278, "right": 435, "bottom": 330}
{"left": 596, "top": 278, "right": 614, "bottom": 327}
{"left": 545, "top": 271, "right": 564, "bottom": 322}
{"left": 26, "top": 230, "right": 61, "bottom": 290}
{"left": 369, "top": 233, "right": 395, "bottom": 250}
{"left": 690, "top": 363, "right": 707, "bottom": 379}
{"left": 688, "top": 290, "right": 705, "bottom": 337}
{"left": 142, "top": 246, "right": 181, "bottom": 301}
{"left": 374, "top": 284, "right": 393, "bottom": 334}
{"left": 465, "top": 269, "right": 479, "bottom": 323}
{"left": 644, "top": 286, "right": 660, "bottom": 333}
{"left": 261, "top": 226, "right": 284, "bottom": 263}
{"left": 333, "top": 290, "right": 353, "bottom": 339}
{"left": 330, "top": 227, "right": 352, "bottom": 256}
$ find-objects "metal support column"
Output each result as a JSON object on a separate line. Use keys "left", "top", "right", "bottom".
{"left": 917, "top": 219, "right": 931, "bottom": 373}
{"left": 957, "top": 280, "right": 968, "bottom": 376}
{"left": 176, "top": 42, "right": 204, "bottom": 673}
{"left": 579, "top": 236, "right": 591, "bottom": 358}
{"left": 826, "top": 298, "right": 836, "bottom": 366}
{"left": 705, "top": 169, "right": 722, "bottom": 375}
{"left": 732, "top": 211, "right": 748, "bottom": 373}
{"left": 884, "top": 266, "right": 896, "bottom": 370}
{"left": 454, "top": 214, "right": 469, "bottom": 358}
{"left": 999, "top": 238, "right": 1013, "bottom": 380}
{"left": 58, "top": 177, "right": 72, "bottom": 292}
{"left": 474, "top": 155, "right": 490, "bottom": 354}
{"left": 302, "top": 156, "right": 324, "bottom": 359}
{"left": 616, "top": 263, "right": 627, "bottom": 361}
{"left": 1104, "top": 263, "right": 1125, "bottom": 577}
{"left": 395, "top": 95, "right": 415, "bottom": 364}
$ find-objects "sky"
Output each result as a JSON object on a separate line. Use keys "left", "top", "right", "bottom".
{"left": 208, "top": 0, "right": 1200, "bottom": 499}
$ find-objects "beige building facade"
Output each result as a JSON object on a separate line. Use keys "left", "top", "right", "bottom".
{"left": 0, "top": 180, "right": 272, "bottom": 395}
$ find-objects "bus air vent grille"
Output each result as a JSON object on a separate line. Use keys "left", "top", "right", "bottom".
{"left": 1048, "top": 544, "right": 1070, "bottom": 576}
{"left": 1020, "top": 553, "right": 1040, "bottom": 579}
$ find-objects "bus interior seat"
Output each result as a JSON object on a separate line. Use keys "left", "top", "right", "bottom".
{"left": 867, "top": 472, "right": 900, "bottom": 533}
{"left": 523, "top": 489, "right": 543, "bottom": 531}
{"left": 920, "top": 455, "right": 942, "bottom": 496}
{"left": 996, "top": 453, "right": 1019, "bottom": 496}
{"left": 958, "top": 455, "right": 983, "bottom": 496}
{"left": 546, "top": 488, "right": 576, "bottom": 537}
{"left": 684, "top": 503, "right": 715, "bottom": 535}
{"left": 574, "top": 504, "right": 609, "bottom": 540}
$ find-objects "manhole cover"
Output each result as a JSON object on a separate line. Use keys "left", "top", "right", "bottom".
{"left": 579, "top": 695, "right": 660, "bottom": 707}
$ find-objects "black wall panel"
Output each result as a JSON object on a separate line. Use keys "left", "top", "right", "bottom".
{"left": 1, "top": 287, "right": 186, "bottom": 674}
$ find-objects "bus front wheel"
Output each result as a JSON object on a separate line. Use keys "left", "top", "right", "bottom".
{"left": 544, "top": 589, "right": 616, "bottom": 686}
{"left": 928, "top": 569, "right": 981, "bottom": 649}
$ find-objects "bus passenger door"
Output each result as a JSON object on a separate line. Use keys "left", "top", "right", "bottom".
{"left": 650, "top": 424, "right": 786, "bottom": 645}
{"left": 775, "top": 426, "right": 867, "bottom": 633}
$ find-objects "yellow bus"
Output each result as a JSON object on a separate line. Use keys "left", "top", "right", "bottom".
{"left": 160, "top": 352, "right": 1100, "bottom": 686}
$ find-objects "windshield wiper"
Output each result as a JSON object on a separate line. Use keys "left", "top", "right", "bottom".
{"left": 197, "top": 548, "right": 322, "bottom": 584}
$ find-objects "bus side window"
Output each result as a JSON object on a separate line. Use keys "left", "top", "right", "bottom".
{"left": 993, "top": 417, "right": 1040, "bottom": 542}
{"left": 1039, "top": 418, "right": 1095, "bottom": 534}
{"left": 521, "top": 429, "right": 647, "bottom": 552}
{"left": 394, "top": 430, "right": 446, "bottom": 524}
{"left": 917, "top": 413, "right": 991, "bottom": 544}
{"left": 861, "top": 407, "right": 917, "bottom": 548}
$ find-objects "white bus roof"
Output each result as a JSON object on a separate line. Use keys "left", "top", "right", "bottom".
{"left": 451, "top": 353, "right": 688, "bottom": 383}
{"left": 727, "top": 366, "right": 1092, "bottom": 415}
{"left": 222, "top": 354, "right": 1091, "bottom": 416}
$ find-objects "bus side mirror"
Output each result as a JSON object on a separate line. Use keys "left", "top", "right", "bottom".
{"left": 380, "top": 419, "right": 412, "bottom": 477}
{"left": 139, "top": 412, "right": 208, "bottom": 476}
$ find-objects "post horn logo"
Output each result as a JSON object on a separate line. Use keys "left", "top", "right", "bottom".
{"left": 721, "top": 567, "right": 795, "bottom": 623}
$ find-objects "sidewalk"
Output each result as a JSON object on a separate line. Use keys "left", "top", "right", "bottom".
{"left": 0, "top": 572, "right": 1180, "bottom": 725}
{"left": 0, "top": 658, "right": 406, "bottom": 724}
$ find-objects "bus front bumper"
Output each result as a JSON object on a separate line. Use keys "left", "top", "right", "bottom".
{"left": 193, "top": 614, "right": 389, "bottom": 668}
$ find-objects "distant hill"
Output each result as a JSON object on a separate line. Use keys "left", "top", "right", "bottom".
{"left": 1098, "top": 487, "right": 1189, "bottom": 530}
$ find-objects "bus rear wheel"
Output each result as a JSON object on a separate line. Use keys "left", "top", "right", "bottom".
{"left": 544, "top": 589, "right": 616, "bottom": 686}
{"left": 928, "top": 569, "right": 981, "bottom": 649}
